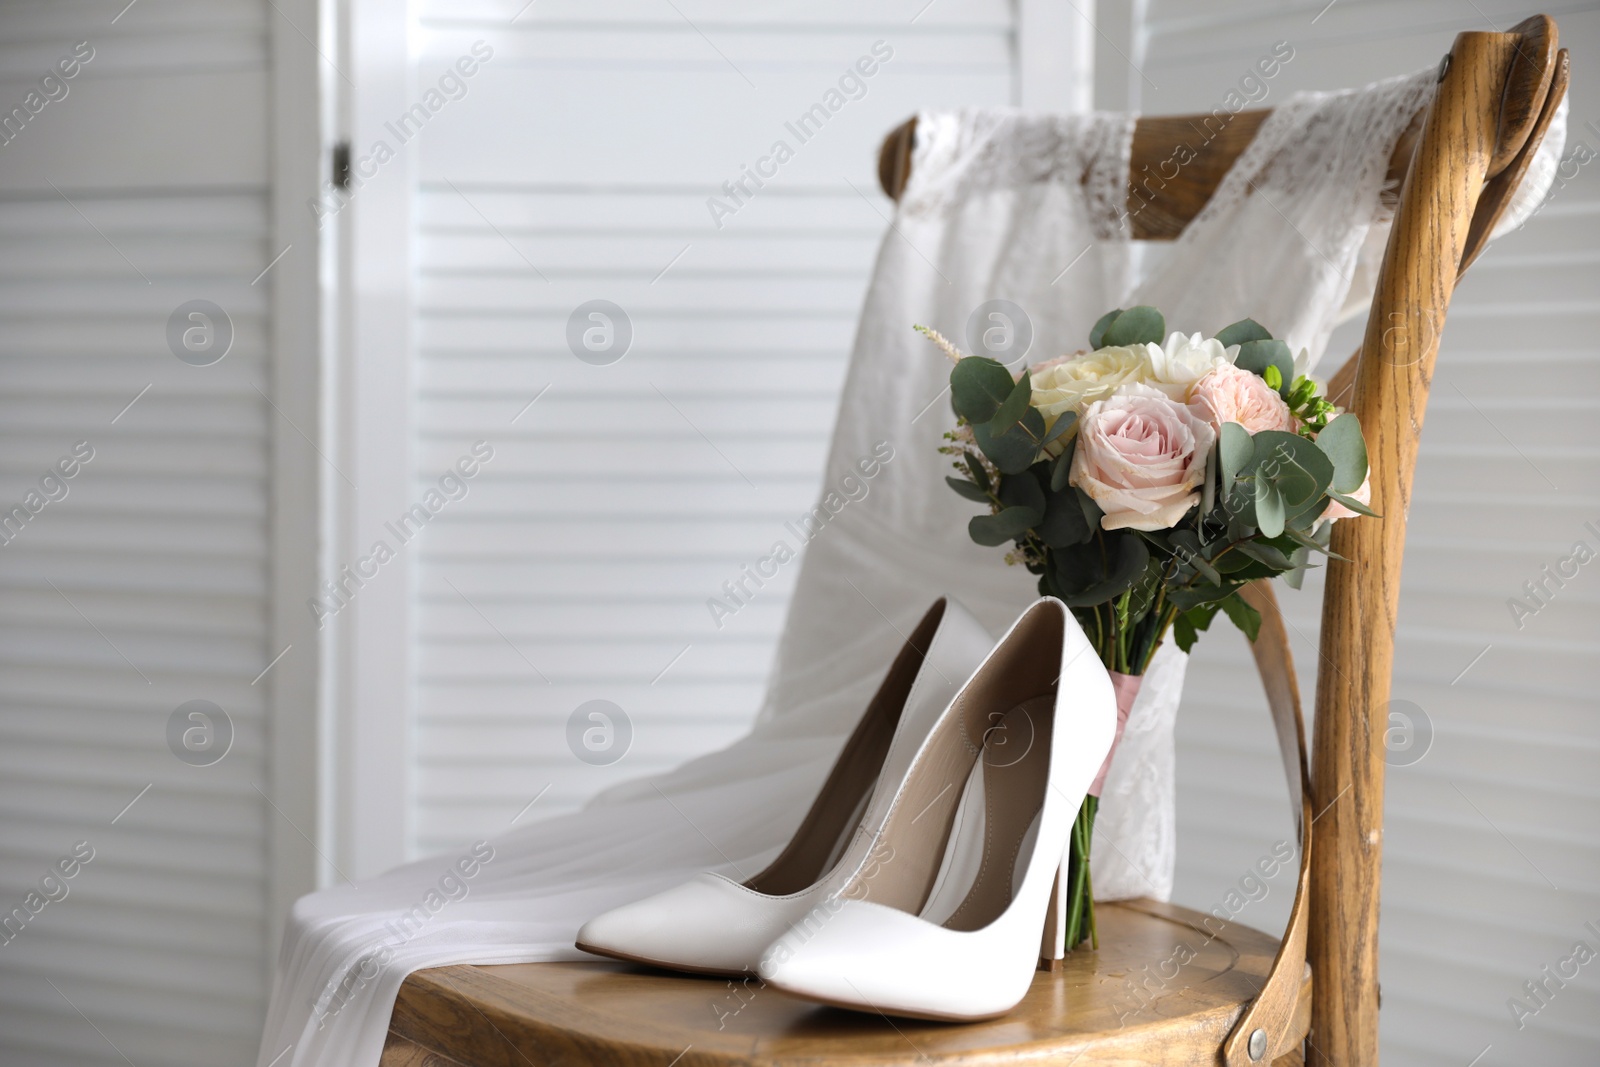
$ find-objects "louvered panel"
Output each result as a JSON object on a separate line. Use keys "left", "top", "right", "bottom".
{"left": 0, "top": 1, "right": 272, "bottom": 1064}
{"left": 1139, "top": 5, "right": 1600, "bottom": 1065}
{"left": 408, "top": 1, "right": 1018, "bottom": 857}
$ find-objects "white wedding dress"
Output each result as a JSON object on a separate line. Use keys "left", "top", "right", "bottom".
{"left": 256, "top": 70, "right": 1561, "bottom": 1067}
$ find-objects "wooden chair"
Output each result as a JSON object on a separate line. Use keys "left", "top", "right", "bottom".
{"left": 380, "top": 17, "right": 1568, "bottom": 1066}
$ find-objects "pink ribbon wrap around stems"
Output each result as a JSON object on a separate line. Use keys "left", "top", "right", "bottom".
{"left": 1088, "top": 671, "right": 1141, "bottom": 797}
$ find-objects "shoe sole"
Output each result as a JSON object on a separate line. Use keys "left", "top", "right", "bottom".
{"left": 573, "top": 939, "right": 751, "bottom": 980}
{"left": 759, "top": 974, "right": 1014, "bottom": 1024}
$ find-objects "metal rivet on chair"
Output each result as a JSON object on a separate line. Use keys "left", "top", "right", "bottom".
{"left": 1248, "top": 1028, "right": 1269, "bottom": 1061}
{"left": 1437, "top": 52, "right": 1452, "bottom": 82}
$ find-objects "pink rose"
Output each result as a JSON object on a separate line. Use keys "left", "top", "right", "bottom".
{"left": 1071, "top": 384, "right": 1216, "bottom": 532}
{"left": 1187, "top": 362, "right": 1295, "bottom": 435}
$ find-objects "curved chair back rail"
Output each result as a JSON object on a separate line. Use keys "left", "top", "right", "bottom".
{"left": 876, "top": 15, "right": 1566, "bottom": 1066}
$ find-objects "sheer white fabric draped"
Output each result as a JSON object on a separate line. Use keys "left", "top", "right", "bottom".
{"left": 257, "top": 70, "right": 1563, "bottom": 1067}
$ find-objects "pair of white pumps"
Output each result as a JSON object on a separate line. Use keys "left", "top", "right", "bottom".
{"left": 574, "top": 596, "right": 1118, "bottom": 1022}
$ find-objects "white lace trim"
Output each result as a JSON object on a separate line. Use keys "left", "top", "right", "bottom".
{"left": 900, "top": 108, "right": 1137, "bottom": 240}
{"left": 1171, "top": 69, "right": 1436, "bottom": 251}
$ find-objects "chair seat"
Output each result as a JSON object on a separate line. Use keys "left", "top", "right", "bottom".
{"left": 382, "top": 899, "right": 1310, "bottom": 1067}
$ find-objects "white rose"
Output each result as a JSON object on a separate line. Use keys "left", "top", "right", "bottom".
{"left": 1070, "top": 383, "right": 1216, "bottom": 532}
{"left": 1147, "top": 330, "right": 1237, "bottom": 401}
{"left": 1030, "top": 345, "right": 1156, "bottom": 420}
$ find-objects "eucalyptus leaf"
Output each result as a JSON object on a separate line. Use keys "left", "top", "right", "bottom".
{"left": 1167, "top": 528, "right": 1201, "bottom": 562}
{"left": 969, "top": 506, "right": 1041, "bottom": 547}
{"left": 1214, "top": 549, "right": 1258, "bottom": 574}
{"left": 963, "top": 451, "right": 991, "bottom": 493}
{"left": 1218, "top": 592, "right": 1263, "bottom": 643}
{"left": 1249, "top": 430, "right": 1334, "bottom": 519}
{"left": 950, "top": 356, "right": 1015, "bottom": 423}
{"left": 1050, "top": 444, "right": 1075, "bottom": 492}
{"left": 1088, "top": 308, "right": 1123, "bottom": 349}
{"left": 1282, "top": 523, "right": 1345, "bottom": 560}
{"left": 1191, "top": 551, "right": 1223, "bottom": 585}
{"left": 1100, "top": 306, "right": 1166, "bottom": 347}
{"left": 1273, "top": 461, "right": 1320, "bottom": 513}
{"left": 1040, "top": 410, "right": 1078, "bottom": 449}
{"left": 1290, "top": 495, "right": 1331, "bottom": 531}
{"left": 973, "top": 407, "right": 1046, "bottom": 475}
{"left": 1315, "top": 413, "right": 1368, "bottom": 494}
{"left": 999, "top": 469, "right": 1046, "bottom": 515}
{"left": 1235, "top": 540, "right": 1295, "bottom": 569}
{"left": 1076, "top": 486, "right": 1104, "bottom": 532}
{"left": 991, "top": 371, "right": 1033, "bottom": 433}
{"left": 1039, "top": 484, "right": 1093, "bottom": 547}
{"left": 1234, "top": 339, "right": 1296, "bottom": 398}
{"left": 1256, "top": 479, "right": 1286, "bottom": 538}
{"left": 1327, "top": 490, "right": 1379, "bottom": 517}
{"left": 945, "top": 476, "right": 990, "bottom": 503}
{"left": 1218, "top": 423, "right": 1254, "bottom": 509}
{"left": 1214, "top": 318, "right": 1272, "bottom": 348}
{"left": 1125, "top": 555, "right": 1166, "bottom": 623}
{"left": 1283, "top": 543, "right": 1312, "bottom": 590}
{"left": 1054, "top": 532, "right": 1150, "bottom": 607}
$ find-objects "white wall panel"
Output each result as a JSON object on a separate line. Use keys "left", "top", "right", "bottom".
{"left": 406, "top": 0, "right": 1019, "bottom": 855}
{"left": 0, "top": 2, "right": 276, "bottom": 1064}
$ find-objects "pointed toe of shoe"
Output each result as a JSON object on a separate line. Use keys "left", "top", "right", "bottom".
{"left": 577, "top": 873, "right": 816, "bottom": 977}
{"left": 758, "top": 899, "right": 1029, "bottom": 1021}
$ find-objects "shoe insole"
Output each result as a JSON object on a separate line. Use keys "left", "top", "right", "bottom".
{"left": 919, "top": 698, "right": 1050, "bottom": 931}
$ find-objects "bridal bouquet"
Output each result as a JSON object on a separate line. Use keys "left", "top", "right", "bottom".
{"left": 923, "top": 305, "right": 1373, "bottom": 950}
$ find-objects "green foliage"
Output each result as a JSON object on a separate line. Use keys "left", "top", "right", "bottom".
{"left": 973, "top": 407, "right": 1046, "bottom": 474}
{"left": 939, "top": 303, "right": 1376, "bottom": 669}
{"left": 1315, "top": 412, "right": 1368, "bottom": 494}
{"left": 1218, "top": 422, "right": 1254, "bottom": 493}
{"left": 1247, "top": 431, "right": 1333, "bottom": 522}
{"left": 1040, "top": 411, "right": 1077, "bottom": 450}
{"left": 950, "top": 356, "right": 1014, "bottom": 423}
{"left": 970, "top": 506, "right": 1041, "bottom": 546}
{"left": 992, "top": 371, "right": 1033, "bottom": 433}
{"left": 1050, "top": 441, "right": 1075, "bottom": 491}
{"left": 1234, "top": 339, "right": 1296, "bottom": 398}
{"left": 1052, "top": 531, "right": 1149, "bottom": 606}
{"left": 962, "top": 451, "right": 990, "bottom": 493}
{"left": 945, "top": 476, "right": 989, "bottom": 502}
{"left": 999, "top": 468, "right": 1046, "bottom": 514}
{"left": 1089, "top": 309, "right": 1122, "bottom": 349}
{"left": 1214, "top": 318, "right": 1272, "bottom": 347}
{"left": 1173, "top": 600, "right": 1222, "bottom": 652}
{"left": 1098, "top": 306, "right": 1166, "bottom": 348}
{"left": 1039, "top": 480, "right": 1094, "bottom": 547}
{"left": 1286, "top": 374, "right": 1337, "bottom": 433}
{"left": 1218, "top": 591, "right": 1263, "bottom": 642}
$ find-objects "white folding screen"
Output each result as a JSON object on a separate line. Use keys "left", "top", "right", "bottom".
{"left": 395, "top": 0, "right": 1033, "bottom": 857}
{"left": 1125, "top": 3, "right": 1600, "bottom": 1064}
{"left": 0, "top": 1, "right": 316, "bottom": 1064}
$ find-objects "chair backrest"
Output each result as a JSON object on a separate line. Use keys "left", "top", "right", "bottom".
{"left": 876, "top": 16, "right": 1568, "bottom": 1063}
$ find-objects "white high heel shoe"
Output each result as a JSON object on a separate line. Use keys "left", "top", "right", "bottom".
{"left": 756, "top": 597, "right": 1116, "bottom": 1021}
{"left": 574, "top": 596, "right": 992, "bottom": 976}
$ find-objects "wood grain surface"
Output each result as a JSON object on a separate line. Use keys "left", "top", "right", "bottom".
{"left": 1309, "top": 30, "right": 1521, "bottom": 1067}
{"left": 384, "top": 900, "right": 1310, "bottom": 1067}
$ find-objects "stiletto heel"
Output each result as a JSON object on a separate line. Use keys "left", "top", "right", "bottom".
{"left": 758, "top": 597, "right": 1117, "bottom": 1021}
{"left": 574, "top": 597, "right": 992, "bottom": 976}
{"left": 1038, "top": 855, "right": 1068, "bottom": 971}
